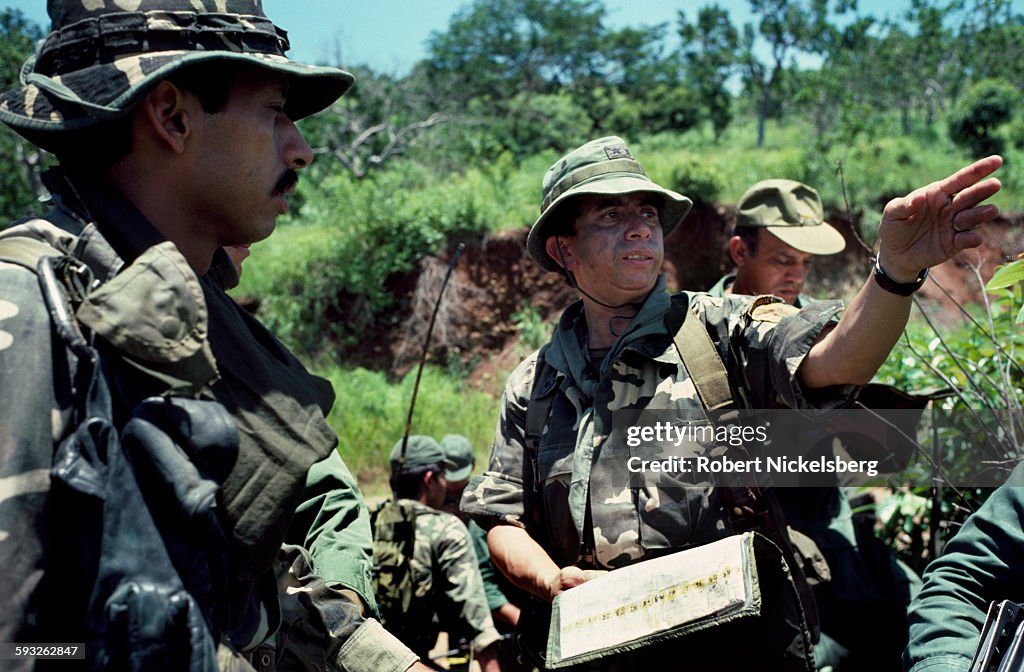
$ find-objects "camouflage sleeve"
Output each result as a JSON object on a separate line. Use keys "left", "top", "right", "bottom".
{"left": 277, "top": 546, "right": 418, "bottom": 672}
{"left": 0, "top": 263, "right": 72, "bottom": 649}
{"left": 429, "top": 514, "right": 502, "bottom": 653}
{"left": 691, "top": 293, "right": 856, "bottom": 410}
{"left": 288, "top": 451, "right": 378, "bottom": 616}
{"left": 460, "top": 352, "right": 538, "bottom": 531}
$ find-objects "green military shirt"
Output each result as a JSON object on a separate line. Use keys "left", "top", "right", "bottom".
{"left": 904, "top": 463, "right": 1024, "bottom": 671}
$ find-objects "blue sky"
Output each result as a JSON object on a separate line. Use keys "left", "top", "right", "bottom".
{"left": 2, "top": 1, "right": 1020, "bottom": 74}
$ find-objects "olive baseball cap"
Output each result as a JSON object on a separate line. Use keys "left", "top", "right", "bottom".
{"left": 735, "top": 179, "right": 845, "bottom": 255}
{"left": 389, "top": 435, "right": 455, "bottom": 474}
{"left": 439, "top": 434, "right": 475, "bottom": 482}
{"left": 527, "top": 136, "right": 693, "bottom": 273}
{"left": 0, "top": 0, "right": 354, "bottom": 151}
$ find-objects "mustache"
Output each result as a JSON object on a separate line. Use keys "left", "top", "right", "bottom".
{"left": 272, "top": 169, "right": 299, "bottom": 196}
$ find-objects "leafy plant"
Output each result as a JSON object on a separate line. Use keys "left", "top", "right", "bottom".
{"left": 871, "top": 256, "right": 1024, "bottom": 572}
{"left": 511, "top": 302, "right": 552, "bottom": 352}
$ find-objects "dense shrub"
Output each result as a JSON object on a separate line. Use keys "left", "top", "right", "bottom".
{"left": 948, "top": 78, "right": 1019, "bottom": 158}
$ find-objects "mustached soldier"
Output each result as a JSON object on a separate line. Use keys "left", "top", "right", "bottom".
{"left": 0, "top": 2, "right": 423, "bottom": 670}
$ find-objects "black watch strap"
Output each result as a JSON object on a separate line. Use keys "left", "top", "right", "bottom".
{"left": 872, "top": 258, "right": 929, "bottom": 296}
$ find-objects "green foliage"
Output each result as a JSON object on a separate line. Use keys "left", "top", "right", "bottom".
{"left": 237, "top": 169, "right": 493, "bottom": 357}
{"left": 948, "top": 78, "right": 1020, "bottom": 157}
{"left": 320, "top": 365, "right": 499, "bottom": 496}
{"left": 511, "top": 303, "right": 552, "bottom": 352}
{"left": 670, "top": 157, "right": 726, "bottom": 205}
{"left": 0, "top": 10, "right": 46, "bottom": 224}
{"left": 872, "top": 276, "right": 1024, "bottom": 571}
{"left": 678, "top": 5, "right": 740, "bottom": 137}
{"left": 987, "top": 259, "right": 1024, "bottom": 324}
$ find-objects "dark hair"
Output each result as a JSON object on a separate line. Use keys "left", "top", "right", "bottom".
{"left": 733, "top": 226, "right": 761, "bottom": 256}
{"left": 391, "top": 462, "right": 445, "bottom": 500}
{"left": 55, "top": 60, "right": 244, "bottom": 173}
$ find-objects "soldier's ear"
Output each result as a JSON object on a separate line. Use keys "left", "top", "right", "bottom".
{"left": 546, "top": 236, "right": 576, "bottom": 270}
{"left": 729, "top": 236, "right": 748, "bottom": 267}
{"left": 138, "top": 80, "right": 192, "bottom": 155}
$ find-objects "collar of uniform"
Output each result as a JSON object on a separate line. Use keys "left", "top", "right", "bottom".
{"left": 45, "top": 167, "right": 165, "bottom": 267}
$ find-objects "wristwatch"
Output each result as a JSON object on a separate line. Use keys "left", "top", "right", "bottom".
{"left": 872, "top": 257, "right": 929, "bottom": 296}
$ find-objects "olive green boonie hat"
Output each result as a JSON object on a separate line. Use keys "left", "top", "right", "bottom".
{"left": 527, "top": 136, "right": 694, "bottom": 273}
{"left": 389, "top": 435, "right": 455, "bottom": 475}
{"left": 0, "top": 0, "right": 354, "bottom": 151}
{"left": 736, "top": 179, "right": 846, "bottom": 256}
{"left": 439, "top": 434, "right": 474, "bottom": 482}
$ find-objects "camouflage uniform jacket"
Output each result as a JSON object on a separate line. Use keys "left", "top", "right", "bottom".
{"left": 0, "top": 170, "right": 409, "bottom": 671}
{"left": 384, "top": 499, "right": 501, "bottom": 657}
{"left": 462, "top": 285, "right": 851, "bottom": 570}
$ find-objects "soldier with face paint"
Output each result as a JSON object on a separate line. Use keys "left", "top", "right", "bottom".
{"left": 460, "top": 136, "right": 1003, "bottom": 670}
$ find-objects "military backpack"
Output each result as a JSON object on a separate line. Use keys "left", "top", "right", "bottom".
{"left": 369, "top": 499, "right": 418, "bottom": 629}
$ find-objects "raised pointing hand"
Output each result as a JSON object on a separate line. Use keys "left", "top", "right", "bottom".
{"left": 877, "top": 155, "right": 1003, "bottom": 281}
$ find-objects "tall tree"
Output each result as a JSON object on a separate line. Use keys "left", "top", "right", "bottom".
{"left": 422, "top": 0, "right": 685, "bottom": 155}
{"left": 678, "top": 4, "right": 740, "bottom": 138}
{"left": 741, "top": 0, "right": 851, "bottom": 147}
{"left": 0, "top": 9, "right": 45, "bottom": 223}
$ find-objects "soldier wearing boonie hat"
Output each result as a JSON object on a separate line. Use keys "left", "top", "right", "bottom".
{"left": 526, "top": 135, "right": 692, "bottom": 275}
{"left": 0, "top": 0, "right": 352, "bottom": 150}
{"left": 710, "top": 178, "right": 846, "bottom": 306}
{"left": 0, "top": 3, "right": 427, "bottom": 671}
{"left": 461, "top": 136, "right": 1003, "bottom": 670}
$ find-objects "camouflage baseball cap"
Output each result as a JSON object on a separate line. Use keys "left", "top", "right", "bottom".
{"left": 389, "top": 435, "right": 455, "bottom": 474}
{"left": 736, "top": 179, "right": 845, "bottom": 256}
{"left": 0, "top": 0, "right": 354, "bottom": 150}
{"left": 527, "top": 136, "right": 693, "bottom": 273}
{"left": 439, "top": 434, "right": 474, "bottom": 482}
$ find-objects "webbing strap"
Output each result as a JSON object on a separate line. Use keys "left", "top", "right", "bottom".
{"left": 670, "top": 304, "right": 734, "bottom": 411}
{"left": 0, "top": 235, "right": 63, "bottom": 271}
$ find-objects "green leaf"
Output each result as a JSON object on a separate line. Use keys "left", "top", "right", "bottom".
{"left": 986, "top": 260, "right": 1024, "bottom": 291}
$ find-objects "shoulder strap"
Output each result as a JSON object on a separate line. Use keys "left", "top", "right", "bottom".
{"left": 0, "top": 235, "right": 64, "bottom": 272}
{"left": 667, "top": 295, "right": 734, "bottom": 411}
{"left": 668, "top": 295, "right": 820, "bottom": 639}
{"left": 524, "top": 344, "right": 557, "bottom": 452}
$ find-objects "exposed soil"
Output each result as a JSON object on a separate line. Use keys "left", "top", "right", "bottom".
{"left": 282, "top": 206, "right": 1023, "bottom": 391}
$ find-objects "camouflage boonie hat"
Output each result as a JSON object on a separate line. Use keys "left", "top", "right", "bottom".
{"left": 0, "top": 0, "right": 354, "bottom": 151}
{"left": 736, "top": 179, "right": 845, "bottom": 256}
{"left": 439, "top": 434, "right": 474, "bottom": 482}
{"left": 527, "top": 136, "right": 693, "bottom": 273}
{"left": 389, "top": 435, "right": 455, "bottom": 475}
